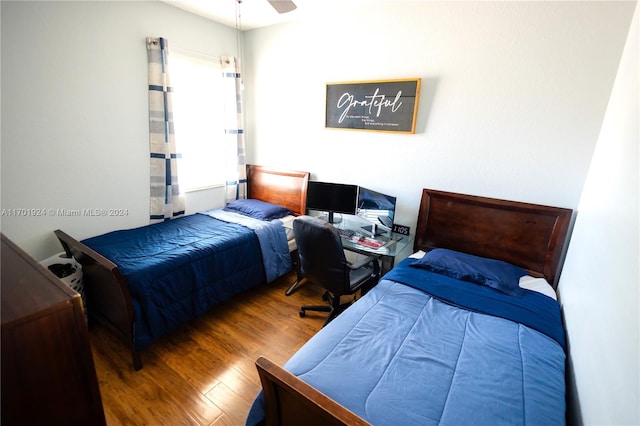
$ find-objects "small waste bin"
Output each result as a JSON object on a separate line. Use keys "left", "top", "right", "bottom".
{"left": 41, "top": 252, "right": 86, "bottom": 321}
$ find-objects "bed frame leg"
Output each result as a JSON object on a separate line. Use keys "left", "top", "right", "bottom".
{"left": 132, "top": 350, "right": 142, "bottom": 371}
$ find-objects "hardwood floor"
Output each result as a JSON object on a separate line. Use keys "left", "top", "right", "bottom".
{"left": 89, "top": 272, "right": 329, "bottom": 425}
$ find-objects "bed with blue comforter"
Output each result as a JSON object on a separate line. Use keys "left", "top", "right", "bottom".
{"left": 247, "top": 188, "right": 573, "bottom": 426}
{"left": 54, "top": 165, "right": 310, "bottom": 370}
{"left": 82, "top": 208, "right": 292, "bottom": 352}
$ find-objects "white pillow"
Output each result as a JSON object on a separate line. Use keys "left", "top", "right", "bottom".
{"left": 409, "top": 250, "right": 427, "bottom": 259}
{"left": 279, "top": 215, "right": 296, "bottom": 240}
{"left": 519, "top": 275, "right": 557, "bottom": 300}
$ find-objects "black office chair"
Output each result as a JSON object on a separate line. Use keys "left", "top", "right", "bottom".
{"left": 293, "top": 216, "right": 380, "bottom": 326}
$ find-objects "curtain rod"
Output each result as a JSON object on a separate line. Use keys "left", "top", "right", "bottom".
{"left": 172, "top": 46, "right": 223, "bottom": 62}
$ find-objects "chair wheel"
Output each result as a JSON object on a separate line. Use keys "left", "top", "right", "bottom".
{"left": 299, "top": 310, "right": 305, "bottom": 317}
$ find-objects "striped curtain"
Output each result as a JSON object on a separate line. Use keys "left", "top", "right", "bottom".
{"left": 221, "top": 56, "right": 247, "bottom": 203}
{"left": 146, "top": 37, "right": 185, "bottom": 223}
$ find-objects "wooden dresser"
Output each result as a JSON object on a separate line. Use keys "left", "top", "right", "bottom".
{"left": 1, "top": 234, "right": 106, "bottom": 426}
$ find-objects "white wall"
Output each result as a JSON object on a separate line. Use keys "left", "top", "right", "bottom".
{"left": 1, "top": 1, "right": 237, "bottom": 260}
{"left": 559, "top": 5, "right": 639, "bottom": 425}
{"left": 243, "top": 1, "right": 635, "bottom": 235}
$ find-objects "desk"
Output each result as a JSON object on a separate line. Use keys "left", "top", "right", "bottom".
{"left": 285, "top": 215, "right": 414, "bottom": 295}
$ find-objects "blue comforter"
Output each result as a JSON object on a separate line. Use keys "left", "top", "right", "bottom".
{"left": 200, "top": 209, "right": 291, "bottom": 282}
{"left": 384, "top": 259, "right": 566, "bottom": 350}
{"left": 82, "top": 212, "right": 290, "bottom": 349}
{"left": 246, "top": 259, "right": 566, "bottom": 425}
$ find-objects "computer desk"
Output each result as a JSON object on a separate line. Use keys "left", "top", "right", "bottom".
{"left": 285, "top": 214, "right": 415, "bottom": 296}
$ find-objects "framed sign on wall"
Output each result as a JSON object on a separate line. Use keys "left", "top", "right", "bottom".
{"left": 325, "top": 78, "right": 421, "bottom": 134}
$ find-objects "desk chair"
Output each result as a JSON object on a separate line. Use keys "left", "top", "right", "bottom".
{"left": 293, "top": 216, "right": 380, "bottom": 326}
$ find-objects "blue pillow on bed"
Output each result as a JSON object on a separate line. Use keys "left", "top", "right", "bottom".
{"left": 224, "top": 199, "right": 292, "bottom": 220}
{"left": 410, "top": 248, "right": 527, "bottom": 296}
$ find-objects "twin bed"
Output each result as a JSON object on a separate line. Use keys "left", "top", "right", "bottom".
{"left": 55, "top": 165, "right": 309, "bottom": 370}
{"left": 247, "top": 188, "right": 572, "bottom": 426}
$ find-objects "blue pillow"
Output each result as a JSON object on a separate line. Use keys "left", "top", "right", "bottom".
{"left": 410, "top": 248, "right": 527, "bottom": 296}
{"left": 224, "top": 199, "right": 292, "bottom": 220}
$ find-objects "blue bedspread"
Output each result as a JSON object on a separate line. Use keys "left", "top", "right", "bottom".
{"left": 200, "top": 209, "right": 291, "bottom": 282}
{"left": 247, "top": 260, "right": 566, "bottom": 425}
{"left": 82, "top": 213, "right": 288, "bottom": 349}
{"left": 384, "top": 258, "right": 566, "bottom": 349}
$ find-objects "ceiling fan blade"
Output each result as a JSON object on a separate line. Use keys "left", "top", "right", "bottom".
{"left": 267, "top": 0, "right": 297, "bottom": 14}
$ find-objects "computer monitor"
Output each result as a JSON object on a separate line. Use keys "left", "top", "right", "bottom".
{"left": 306, "top": 181, "right": 358, "bottom": 224}
{"left": 357, "top": 186, "right": 396, "bottom": 235}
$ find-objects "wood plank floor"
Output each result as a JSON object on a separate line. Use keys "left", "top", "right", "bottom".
{"left": 89, "top": 272, "right": 329, "bottom": 425}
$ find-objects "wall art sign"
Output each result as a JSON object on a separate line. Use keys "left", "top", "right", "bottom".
{"left": 325, "top": 78, "right": 421, "bottom": 133}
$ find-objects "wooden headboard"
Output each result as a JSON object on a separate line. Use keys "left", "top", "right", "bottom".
{"left": 414, "top": 189, "right": 572, "bottom": 289}
{"left": 246, "top": 165, "right": 309, "bottom": 216}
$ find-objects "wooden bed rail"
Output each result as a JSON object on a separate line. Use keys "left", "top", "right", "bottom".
{"left": 255, "top": 356, "right": 371, "bottom": 426}
{"left": 54, "top": 229, "right": 141, "bottom": 370}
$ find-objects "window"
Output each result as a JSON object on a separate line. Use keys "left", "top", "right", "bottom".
{"left": 170, "top": 50, "right": 225, "bottom": 191}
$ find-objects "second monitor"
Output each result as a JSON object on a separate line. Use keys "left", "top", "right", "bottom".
{"left": 357, "top": 186, "right": 397, "bottom": 236}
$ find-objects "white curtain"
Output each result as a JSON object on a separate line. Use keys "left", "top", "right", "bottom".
{"left": 221, "top": 56, "right": 247, "bottom": 203}
{"left": 146, "top": 37, "right": 185, "bottom": 223}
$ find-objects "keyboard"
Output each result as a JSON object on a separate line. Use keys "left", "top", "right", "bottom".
{"left": 338, "top": 228, "right": 356, "bottom": 239}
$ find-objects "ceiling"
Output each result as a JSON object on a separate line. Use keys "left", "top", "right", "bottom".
{"left": 161, "top": 0, "right": 389, "bottom": 31}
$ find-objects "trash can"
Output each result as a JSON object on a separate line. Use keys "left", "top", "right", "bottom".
{"left": 41, "top": 252, "right": 86, "bottom": 322}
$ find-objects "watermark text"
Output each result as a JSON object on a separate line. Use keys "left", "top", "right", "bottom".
{"left": 2, "top": 208, "right": 129, "bottom": 217}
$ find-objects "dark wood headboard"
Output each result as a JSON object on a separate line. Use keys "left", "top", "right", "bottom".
{"left": 414, "top": 189, "right": 572, "bottom": 289}
{"left": 246, "top": 165, "right": 309, "bottom": 216}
